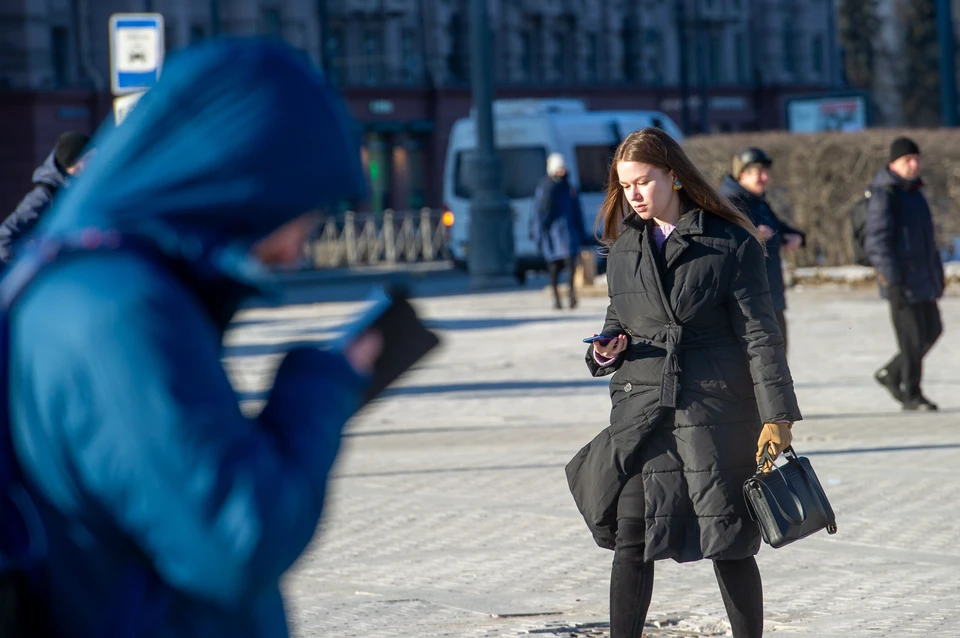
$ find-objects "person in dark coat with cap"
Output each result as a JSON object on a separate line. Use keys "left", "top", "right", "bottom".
{"left": 0, "top": 131, "right": 92, "bottom": 263}
{"left": 565, "top": 128, "right": 801, "bottom": 638}
{"left": 865, "top": 137, "right": 945, "bottom": 411}
{"left": 719, "top": 147, "right": 805, "bottom": 351}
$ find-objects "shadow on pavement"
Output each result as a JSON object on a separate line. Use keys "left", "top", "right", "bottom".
{"left": 335, "top": 442, "right": 960, "bottom": 479}
{"left": 242, "top": 269, "right": 540, "bottom": 309}
{"left": 804, "top": 407, "right": 960, "bottom": 420}
{"left": 235, "top": 377, "right": 608, "bottom": 403}
{"left": 334, "top": 462, "right": 564, "bottom": 479}
{"left": 805, "top": 442, "right": 960, "bottom": 456}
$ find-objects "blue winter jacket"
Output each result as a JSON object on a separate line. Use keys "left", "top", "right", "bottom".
{"left": 530, "top": 174, "right": 586, "bottom": 263}
{"left": 0, "top": 151, "right": 69, "bottom": 263}
{"left": 864, "top": 167, "right": 945, "bottom": 303}
{"left": 7, "top": 38, "right": 367, "bottom": 638}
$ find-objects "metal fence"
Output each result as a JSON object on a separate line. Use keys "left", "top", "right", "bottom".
{"left": 306, "top": 208, "right": 452, "bottom": 268}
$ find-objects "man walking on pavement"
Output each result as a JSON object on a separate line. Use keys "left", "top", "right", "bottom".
{"left": 531, "top": 152, "right": 587, "bottom": 310}
{"left": 0, "top": 131, "right": 92, "bottom": 264}
{"left": 866, "top": 137, "right": 945, "bottom": 411}
{"left": 720, "top": 147, "right": 805, "bottom": 350}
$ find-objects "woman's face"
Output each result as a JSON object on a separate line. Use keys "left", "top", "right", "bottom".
{"left": 616, "top": 161, "right": 677, "bottom": 222}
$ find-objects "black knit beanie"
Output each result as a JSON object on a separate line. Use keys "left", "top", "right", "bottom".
{"left": 889, "top": 137, "right": 920, "bottom": 163}
{"left": 54, "top": 131, "right": 91, "bottom": 171}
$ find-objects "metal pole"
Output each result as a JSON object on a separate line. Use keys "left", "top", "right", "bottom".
{"left": 824, "top": 0, "right": 841, "bottom": 88}
{"left": 210, "top": 0, "right": 220, "bottom": 36}
{"left": 936, "top": 0, "right": 958, "bottom": 126}
{"left": 695, "top": 13, "right": 710, "bottom": 134}
{"left": 317, "top": 0, "right": 330, "bottom": 77}
{"left": 467, "top": 0, "right": 515, "bottom": 286}
{"left": 676, "top": 0, "right": 691, "bottom": 134}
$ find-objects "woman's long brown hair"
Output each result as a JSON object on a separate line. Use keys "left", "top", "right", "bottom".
{"left": 596, "top": 127, "right": 761, "bottom": 246}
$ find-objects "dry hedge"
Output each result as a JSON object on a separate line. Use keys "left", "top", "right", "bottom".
{"left": 683, "top": 130, "right": 960, "bottom": 267}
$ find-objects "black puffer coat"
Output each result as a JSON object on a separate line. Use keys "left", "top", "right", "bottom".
{"left": 566, "top": 209, "right": 801, "bottom": 562}
{"left": 864, "top": 168, "right": 945, "bottom": 303}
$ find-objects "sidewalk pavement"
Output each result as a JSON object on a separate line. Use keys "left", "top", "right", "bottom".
{"left": 225, "top": 280, "right": 960, "bottom": 637}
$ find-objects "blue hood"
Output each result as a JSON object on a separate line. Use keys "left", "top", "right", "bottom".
{"left": 40, "top": 38, "right": 366, "bottom": 277}
{"left": 32, "top": 151, "right": 68, "bottom": 189}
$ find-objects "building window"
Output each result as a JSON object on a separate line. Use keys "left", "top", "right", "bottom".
{"left": 51, "top": 27, "right": 69, "bottom": 87}
{"left": 519, "top": 30, "right": 534, "bottom": 81}
{"left": 326, "top": 25, "right": 346, "bottom": 84}
{"left": 561, "top": 16, "right": 577, "bottom": 83}
{"left": 552, "top": 29, "right": 565, "bottom": 81}
{"left": 734, "top": 32, "right": 749, "bottom": 84}
{"left": 401, "top": 28, "right": 421, "bottom": 84}
{"left": 260, "top": 8, "right": 281, "bottom": 38}
{"left": 644, "top": 29, "right": 663, "bottom": 85}
{"left": 782, "top": 20, "right": 797, "bottom": 74}
{"left": 622, "top": 22, "right": 641, "bottom": 81}
{"left": 707, "top": 32, "right": 723, "bottom": 85}
{"left": 686, "top": 38, "right": 698, "bottom": 84}
{"left": 447, "top": 13, "right": 470, "bottom": 83}
{"left": 363, "top": 26, "right": 384, "bottom": 85}
{"left": 811, "top": 34, "right": 824, "bottom": 76}
{"left": 584, "top": 34, "right": 599, "bottom": 83}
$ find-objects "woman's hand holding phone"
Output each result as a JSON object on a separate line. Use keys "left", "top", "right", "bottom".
{"left": 593, "top": 334, "right": 628, "bottom": 359}
{"left": 344, "top": 330, "right": 384, "bottom": 376}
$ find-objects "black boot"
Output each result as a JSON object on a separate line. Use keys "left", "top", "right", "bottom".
{"left": 874, "top": 368, "right": 904, "bottom": 405}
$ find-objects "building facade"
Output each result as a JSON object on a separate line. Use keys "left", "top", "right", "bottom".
{"left": 0, "top": 0, "right": 840, "bottom": 215}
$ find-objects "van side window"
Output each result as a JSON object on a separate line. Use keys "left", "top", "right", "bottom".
{"left": 575, "top": 145, "right": 617, "bottom": 193}
{"left": 454, "top": 147, "right": 547, "bottom": 200}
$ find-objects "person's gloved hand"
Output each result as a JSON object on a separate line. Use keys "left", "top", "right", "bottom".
{"left": 756, "top": 422, "right": 793, "bottom": 472}
{"left": 887, "top": 283, "right": 907, "bottom": 308}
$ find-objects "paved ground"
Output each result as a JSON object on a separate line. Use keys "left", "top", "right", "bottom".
{"left": 225, "top": 276, "right": 960, "bottom": 637}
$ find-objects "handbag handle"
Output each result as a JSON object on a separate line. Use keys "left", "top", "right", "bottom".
{"left": 753, "top": 446, "right": 808, "bottom": 526}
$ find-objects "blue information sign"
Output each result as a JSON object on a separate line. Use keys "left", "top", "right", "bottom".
{"left": 109, "top": 13, "right": 165, "bottom": 96}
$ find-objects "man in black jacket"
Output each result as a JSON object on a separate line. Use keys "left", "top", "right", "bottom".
{"left": 865, "top": 137, "right": 945, "bottom": 411}
{"left": 719, "top": 147, "right": 805, "bottom": 350}
{"left": 0, "top": 131, "right": 91, "bottom": 264}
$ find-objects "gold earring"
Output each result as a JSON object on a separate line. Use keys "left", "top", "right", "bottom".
{"left": 672, "top": 179, "right": 682, "bottom": 191}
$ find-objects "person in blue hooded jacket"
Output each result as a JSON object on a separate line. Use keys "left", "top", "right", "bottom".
{"left": 0, "top": 131, "right": 91, "bottom": 264}
{"left": 530, "top": 152, "right": 587, "bottom": 310}
{"left": 6, "top": 38, "right": 379, "bottom": 637}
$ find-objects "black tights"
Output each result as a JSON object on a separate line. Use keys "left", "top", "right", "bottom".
{"left": 610, "top": 473, "right": 764, "bottom": 638}
{"left": 548, "top": 257, "right": 577, "bottom": 307}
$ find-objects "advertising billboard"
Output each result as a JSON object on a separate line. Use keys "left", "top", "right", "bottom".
{"left": 785, "top": 94, "right": 869, "bottom": 133}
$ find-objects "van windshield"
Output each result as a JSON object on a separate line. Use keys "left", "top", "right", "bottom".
{"left": 454, "top": 146, "right": 547, "bottom": 200}
{"left": 575, "top": 145, "right": 618, "bottom": 193}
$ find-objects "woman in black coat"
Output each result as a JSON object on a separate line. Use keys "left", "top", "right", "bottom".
{"left": 565, "top": 128, "right": 801, "bottom": 638}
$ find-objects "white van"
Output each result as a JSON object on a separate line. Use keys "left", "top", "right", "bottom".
{"left": 442, "top": 99, "right": 684, "bottom": 282}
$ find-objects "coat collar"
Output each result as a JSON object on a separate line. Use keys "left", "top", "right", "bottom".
{"left": 627, "top": 207, "right": 705, "bottom": 270}
{"left": 623, "top": 206, "right": 705, "bottom": 237}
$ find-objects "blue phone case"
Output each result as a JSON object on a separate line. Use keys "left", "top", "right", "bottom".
{"left": 583, "top": 334, "right": 613, "bottom": 344}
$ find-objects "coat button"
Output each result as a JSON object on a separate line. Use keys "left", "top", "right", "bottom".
{"left": 625, "top": 328, "right": 634, "bottom": 336}
{"left": 623, "top": 383, "right": 633, "bottom": 393}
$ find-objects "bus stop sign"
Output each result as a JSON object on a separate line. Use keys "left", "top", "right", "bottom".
{"left": 109, "top": 13, "right": 165, "bottom": 96}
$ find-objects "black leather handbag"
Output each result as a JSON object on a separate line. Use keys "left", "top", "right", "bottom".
{"left": 743, "top": 446, "right": 838, "bottom": 548}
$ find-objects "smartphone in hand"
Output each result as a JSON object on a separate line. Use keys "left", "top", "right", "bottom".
{"left": 337, "top": 284, "right": 441, "bottom": 405}
{"left": 583, "top": 334, "right": 614, "bottom": 344}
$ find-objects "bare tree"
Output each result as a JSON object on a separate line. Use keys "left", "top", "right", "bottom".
{"left": 899, "top": 0, "right": 941, "bottom": 127}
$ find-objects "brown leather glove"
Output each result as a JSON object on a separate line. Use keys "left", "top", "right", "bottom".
{"left": 756, "top": 422, "right": 793, "bottom": 472}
